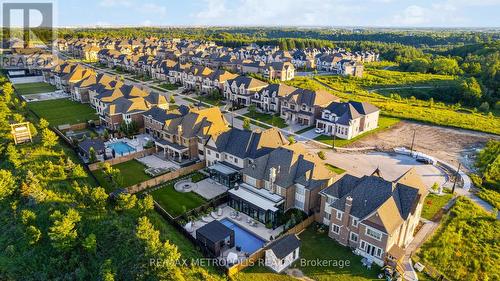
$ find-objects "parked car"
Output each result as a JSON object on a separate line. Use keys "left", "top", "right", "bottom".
{"left": 416, "top": 157, "right": 434, "bottom": 165}
{"left": 315, "top": 128, "right": 324, "bottom": 134}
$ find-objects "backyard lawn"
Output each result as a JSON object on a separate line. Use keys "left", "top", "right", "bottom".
{"left": 420, "top": 192, "right": 453, "bottom": 220}
{"left": 14, "top": 82, "right": 57, "bottom": 95}
{"left": 150, "top": 172, "right": 207, "bottom": 217}
{"left": 244, "top": 112, "right": 288, "bottom": 128}
{"left": 28, "top": 99, "right": 97, "bottom": 126}
{"left": 93, "top": 159, "right": 152, "bottom": 192}
{"left": 235, "top": 224, "right": 380, "bottom": 281}
{"left": 315, "top": 116, "right": 400, "bottom": 147}
{"left": 158, "top": 83, "right": 179, "bottom": 90}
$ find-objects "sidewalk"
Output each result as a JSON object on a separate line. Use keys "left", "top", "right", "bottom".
{"left": 403, "top": 219, "right": 439, "bottom": 281}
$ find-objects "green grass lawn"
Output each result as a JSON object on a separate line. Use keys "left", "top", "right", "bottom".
{"left": 421, "top": 192, "right": 453, "bottom": 220}
{"left": 314, "top": 116, "right": 400, "bottom": 147}
{"left": 235, "top": 225, "right": 380, "bottom": 281}
{"left": 93, "top": 159, "right": 152, "bottom": 192}
{"left": 28, "top": 99, "right": 97, "bottom": 126}
{"left": 295, "top": 125, "right": 315, "bottom": 134}
{"left": 244, "top": 112, "right": 288, "bottom": 128}
{"left": 14, "top": 82, "right": 57, "bottom": 95}
{"left": 132, "top": 75, "right": 152, "bottom": 82}
{"left": 150, "top": 172, "right": 207, "bottom": 217}
{"left": 236, "top": 116, "right": 272, "bottom": 129}
{"left": 325, "top": 163, "right": 346, "bottom": 174}
{"left": 158, "top": 83, "right": 179, "bottom": 90}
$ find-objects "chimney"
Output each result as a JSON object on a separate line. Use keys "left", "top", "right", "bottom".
{"left": 345, "top": 196, "right": 353, "bottom": 215}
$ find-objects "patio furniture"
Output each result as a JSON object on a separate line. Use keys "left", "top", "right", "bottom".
{"left": 217, "top": 207, "right": 223, "bottom": 217}
{"left": 247, "top": 217, "right": 252, "bottom": 224}
{"left": 227, "top": 252, "right": 238, "bottom": 265}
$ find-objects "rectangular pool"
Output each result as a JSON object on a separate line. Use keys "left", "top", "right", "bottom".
{"left": 220, "top": 218, "right": 265, "bottom": 254}
{"left": 107, "top": 141, "right": 135, "bottom": 156}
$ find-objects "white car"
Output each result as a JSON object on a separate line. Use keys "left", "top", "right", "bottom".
{"left": 315, "top": 128, "right": 324, "bottom": 134}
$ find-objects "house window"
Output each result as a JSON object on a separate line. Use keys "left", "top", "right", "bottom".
{"left": 207, "top": 150, "right": 211, "bottom": 155}
{"left": 350, "top": 232, "right": 358, "bottom": 243}
{"left": 360, "top": 241, "right": 365, "bottom": 250}
{"left": 234, "top": 158, "right": 238, "bottom": 164}
{"left": 336, "top": 211, "right": 343, "bottom": 220}
{"left": 366, "top": 228, "right": 382, "bottom": 241}
{"left": 327, "top": 196, "right": 336, "bottom": 204}
{"left": 324, "top": 212, "right": 331, "bottom": 220}
{"left": 331, "top": 224, "right": 340, "bottom": 234}
{"left": 216, "top": 153, "right": 220, "bottom": 159}
{"left": 352, "top": 218, "right": 359, "bottom": 227}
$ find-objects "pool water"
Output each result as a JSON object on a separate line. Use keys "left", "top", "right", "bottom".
{"left": 220, "top": 218, "right": 265, "bottom": 254}
{"left": 107, "top": 141, "right": 135, "bottom": 155}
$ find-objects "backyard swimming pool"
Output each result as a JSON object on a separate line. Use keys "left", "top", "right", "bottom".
{"left": 107, "top": 141, "right": 136, "bottom": 156}
{"left": 220, "top": 218, "right": 266, "bottom": 254}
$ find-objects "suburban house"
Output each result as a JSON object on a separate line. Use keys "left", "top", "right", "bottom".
{"left": 318, "top": 168, "right": 429, "bottom": 266}
{"left": 265, "top": 234, "right": 301, "bottom": 273}
{"left": 262, "top": 62, "right": 295, "bottom": 81}
{"left": 143, "top": 105, "right": 190, "bottom": 139}
{"left": 224, "top": 76, "right": 269, "bottom": 106}
{"left": 251, "top": 84, "right": 298, "bottom": 114}
{"left": 201, "top": 70, "right": 238, "bottom": 94}
{"left": 316, "top": 101, "right": 380, "bottom": 140}
{"left": 71, "top": 72, "right": 112, "bottom": 103}
{"left": 340, "top": 60, "right": 364, "bottom": 77}
{"left": 204, "top": 127, "right": 289, "bottom": 188}
{"left": 280, "top": 89, "right": 340, "bottom": 126}
{"left": 152, "top": 107, "right": 229, "bottom": 164}
{"left": 228, "top": 143, "right": 336, "bottom": 228}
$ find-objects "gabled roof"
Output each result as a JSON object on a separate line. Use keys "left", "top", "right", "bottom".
{"left": 207, "top": 127, "right": 288, "bottom": 160}
{"left": 227, "top": 76, "right": 268, "bottom": 90}
{"left": 267, "top": 234, "right": 301, "bottom": 259}
{"left": 283, "top": 88, "right": 339, "bottom": 108}
{"left": 242, "top": 143, "right": 334, "bottom": 190}
{"left": 258, "top": 84, "right": 297, "bottom": 98}
{"left": 163, "top": 107, "right": 228, "bottom": 139}
{"left": 323, "top": 168, "right": 425, "bottom": 233}
{"left": 320, "top": 101, "right": 379, "bottom": 125}
{"left": 143, "top": 105, "right": 190, "bottom": 123}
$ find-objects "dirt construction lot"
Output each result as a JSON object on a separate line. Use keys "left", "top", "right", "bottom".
{"left": 346, "top": 121, "right": 500, "bottom": 172}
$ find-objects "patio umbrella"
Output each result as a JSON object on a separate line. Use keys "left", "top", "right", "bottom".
{"left": 227, "top": 252, "right": 238, "bottom": 264}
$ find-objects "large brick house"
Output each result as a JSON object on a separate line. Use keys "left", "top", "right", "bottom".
{"left": 280, "top": 89, "right": 340, "bottom": 126}
{"left": 251, "top": 84, "right": 298, "bottom": 114}
{"left": 228, "top": 143, "right": 336, "bottom": 228}
{"left": 224, "top": 76, "right": 268, "bottom": 106}
{"left": 151, "top": 107, "right": 229, "bottom": 163}
{"left": 318, "top": 168, "right": 428, "bottom": 266}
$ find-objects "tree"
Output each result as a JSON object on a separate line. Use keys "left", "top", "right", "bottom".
{"left": 169, "top": 95, "right": 175, "bottom": 104}
{"left": 48, "top": 208, "right": 81, "bottom": 251}
{"left": 28, "top": 123, "right": 38, "bottom": 137}
{"left": 138, "top": 194, "right": 154, "bottom": 214}
{"left": 41, "top": 128, "right": 58, "bottom": 148}
{"left": 248, "top": 104, "right": 257, "bottom": 117}
{"left": 317, "top": 151, "right": 326, "bottom": 160}
{"left": 288, "top": 135, "right": 296, "bottom": 144}
{"left": 478, "top": 102, "right": 490, "bottom": 112}
{"left": 115, "top": 193, "right": 137, "bottom": 211}
{"left": 100, "top": 259, "right": 116, "bottom": 281}
{"left": 0, "top": 170, "right": 16, "bottom": 200}
{"left": 1, "top": 83, "right": 14, "bottom": 104}
{"left": 89, "top": 147, "right": 97, "bottom": 163}
{"left": 82, "top": 233, "right": 97, "bottom": 253}
{"left": 6, "top": 144, "right": 21, "bottom": 168}
{"left": 26, "top": 225, "right": 42, "bottom": 245}
{"left": 39, "top": 118, "right": 49, "bottom": 129}
{"left": 460, "top": 77, "right": 483, "bottom": 106}
{"left": 72, "top": 165, "right": 87, "bottom": 179}
{"left": 431, "top": 57, "right": 461, "bottom": 75}
{"left": 406, "top": 58, "right": 430, "bottom": 73}
{"left": 242, "top": 117, "right": 251, "bottom": 130}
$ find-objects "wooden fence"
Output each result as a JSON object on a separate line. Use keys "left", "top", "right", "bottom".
{"left": 88, "top": 147, "right": 156, "bottom": 171}
{"left": 281, "top": 214, "right": 317, "bottom": 236}
{"left": 227, "top": 247, "right": 266, "bottom": 276}
{"left": 126, "top": 161, "right": 206, "bottom": 194}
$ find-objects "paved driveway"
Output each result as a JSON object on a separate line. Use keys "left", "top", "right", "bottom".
{"left": 317, "top": 150, "right": 447, "bottom": 187}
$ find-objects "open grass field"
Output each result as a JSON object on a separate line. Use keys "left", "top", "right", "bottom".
{"left": 314, "top": 116, "right": 401, "bottom": 147}
{"left": 243, "top": 112, "right": 288, "bottom": 128}
{"left": 93, "top": 159, "right": 152, "bottom": 192}
{"left": 150, "top": 172, "right": 207, "bottom": 217}
{"left": 420, "top": 192, "right": 453, "bottom": 220}
{"left": 286, "top": 76, "right": 500, "bottom": 135}
{"left": 234, "top": 225, "right": 380, "bottom": 281}
{"left": 416, "top": 197, "right": 499, "bottom": 281}
{"left": 28, "top": 98, "right": 98, "bottom": 126}
{"left": 14, "top": 82, "right": 57, "bottom": 95}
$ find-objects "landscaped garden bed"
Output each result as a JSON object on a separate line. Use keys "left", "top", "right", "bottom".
{"left": 243, "top": 111, "right": 288, "bottom": 128}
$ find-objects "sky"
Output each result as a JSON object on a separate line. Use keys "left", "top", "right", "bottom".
{"left": 37, "top": 0, "right": 500, "bottom": 27}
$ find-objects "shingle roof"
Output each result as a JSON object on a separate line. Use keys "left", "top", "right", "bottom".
{"left": 207, "top": 127, "right": 288, "bottom": 160}
{"left": 267, "top": 234, "right": 301, "bottom": 259}
{"left": 196, "top": 220, "right": 233, "bottom": 243}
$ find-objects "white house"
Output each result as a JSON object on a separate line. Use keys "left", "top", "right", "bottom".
{"left": 265, "top": 234, "right": 301, "bottom": 273}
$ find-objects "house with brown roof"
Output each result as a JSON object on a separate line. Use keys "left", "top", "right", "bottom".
{"left": 151, "top": 107, "right": 229, "bottom": 164}
{"left": 262, "top": 62, "right": 295, "bottom": 81}
{"left": 224, "top": 76, "right": 269, "bottom": 106}
{"left": 316, "top": 101, "right": 379, "bottom": 140}
{"left": 280, "top": 89, "right": 340, "bottom": 126}
{"left": 228, "top": 143, "right": 336, "bottom": 228}
{"left": 251, "top": 84, "right": 298, "bottom": 114}
{"left": 318, "top": 169, "right": 428, "bottom": 266}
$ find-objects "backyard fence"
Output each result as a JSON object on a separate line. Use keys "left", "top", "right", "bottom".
{"left": 227, "top": 247, "right": 266, "bottom": 276}
{"left": 126, "top": 161, "right": 206, "bottom": 193}
{"left": 177, "top": 193, "right": 229, "bottom": 220}
{"left": 281, "top": 214, "right": 317, "bottom": 236}
{"left": 88, "top": 147, "right": 156, "bottom": 171}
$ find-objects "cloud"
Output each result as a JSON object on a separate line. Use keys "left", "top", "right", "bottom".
{"left": 99, "top": 0, "right": 132, "bottom": 7}
{"left": 193, "top": 0, "right": 228, "bottom": 20}
{"left": 141, "top": 3, "right": 167, "bottom": 16}
{"left": 391, "top": 5, "right": 428, "bottom": 26}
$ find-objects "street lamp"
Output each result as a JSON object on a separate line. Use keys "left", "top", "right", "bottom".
{"left": 332, "top": 120, "right": 337, "bottom": 149}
